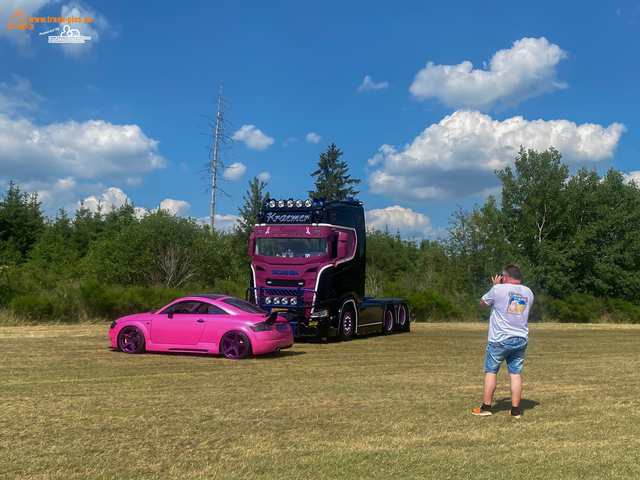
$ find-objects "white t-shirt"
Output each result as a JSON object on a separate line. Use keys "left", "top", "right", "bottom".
{"left": 482, "top": 283, "right": 534, "bottom": 343}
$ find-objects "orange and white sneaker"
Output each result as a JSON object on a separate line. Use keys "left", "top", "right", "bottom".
{"left": 509, "top": 408, "right": 522, "bottom": 419}
{"left": 472, "top": 407, "right": 492, "bottom": 416}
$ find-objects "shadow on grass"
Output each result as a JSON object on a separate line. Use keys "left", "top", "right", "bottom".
{"left": 493, "top": 397, "right": 540, "bottom": 413}
{"left": 107, "top": 348, "right": 306, "bottom": 359}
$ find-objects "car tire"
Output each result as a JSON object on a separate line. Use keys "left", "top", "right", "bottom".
{"left": 338, "top": 303, "right": 355, "bottom": 341}
{"left": 382, "top": 304, "right": 395, "bottom": 335}
{"left": 397, "top": 302, "right": 411, "bottom": 333}
{"left": 118, "top": 326, "right": 146, "bottom": 354}
{"left": 220, "top": 331, "right": 252, "bottom": 359}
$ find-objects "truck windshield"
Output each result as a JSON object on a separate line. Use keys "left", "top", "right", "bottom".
{"left": 255, "top": 238, "right": 328, "bottom": 258}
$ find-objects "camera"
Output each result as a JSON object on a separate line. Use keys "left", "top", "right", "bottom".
{"left": 499, "top": 276, "right": 505, "bottom": 284}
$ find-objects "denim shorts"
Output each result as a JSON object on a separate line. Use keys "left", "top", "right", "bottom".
{"left": 484, "top": 337, "right": 528, "bottom": 374}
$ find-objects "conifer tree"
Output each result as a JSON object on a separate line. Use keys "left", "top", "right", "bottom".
{"left": 308, "top": 143, "right": 361, "bottom": 200}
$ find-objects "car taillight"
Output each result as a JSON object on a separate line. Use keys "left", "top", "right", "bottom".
{"left": 251, "top": 322, "right": 274, "bottom": 332}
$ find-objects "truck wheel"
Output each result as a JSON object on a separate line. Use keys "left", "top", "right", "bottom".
{"left": 382, "top": 304, "right": 395, "bottom": 335}
{"left": 338, "top": 303, "right": 355, "bottom": 341}
{"left": 397, "top": 302, "right": 410, "bottom": 333}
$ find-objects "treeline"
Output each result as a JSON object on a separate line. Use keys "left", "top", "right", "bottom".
{"left": 1, "top": 147, "right": 640, "bottom": 324}
{"left": 366, "top": 148, "right": 640, "bottom": 323}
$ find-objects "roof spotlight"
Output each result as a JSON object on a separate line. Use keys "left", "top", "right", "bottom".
{"left": 287, "top": 199, "right": 294, "bottom": 208}
{"left": 268, "top": 199, "right": 276, "bottom": 208}
{"left": 277, "top": 199, "right": 285, "bottom": 208}
{"left": 304, "top": 199, "right": 312, "bottom": 208}
{"left": 295, "top": 199, "right": 303, "bottom": 208}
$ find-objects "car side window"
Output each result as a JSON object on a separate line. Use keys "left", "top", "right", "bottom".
{"left": 160, "top": 301, "right": 207, "bottom": 315}
{"left": 208, "top": 304, "right": 229, "bottom": 315}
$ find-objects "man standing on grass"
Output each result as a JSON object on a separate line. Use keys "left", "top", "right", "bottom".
{"left": 473, "top": 264, "right": 533, "bottom": 419}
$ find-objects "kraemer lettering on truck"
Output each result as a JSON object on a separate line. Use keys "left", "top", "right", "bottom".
{"left": 246, "top": 197, "right": 410, "bottom": 340}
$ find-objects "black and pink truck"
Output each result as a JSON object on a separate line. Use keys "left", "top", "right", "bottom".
{"left": 246, "top": 198, "right": 410, "bottom": 339}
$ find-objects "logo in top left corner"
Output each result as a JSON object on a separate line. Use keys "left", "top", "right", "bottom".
{"left": 7, "top": 9, "right": 33, "bottom": 30}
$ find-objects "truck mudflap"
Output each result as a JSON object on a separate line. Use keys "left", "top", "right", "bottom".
{"left": 246, "top": 286, "right": 318, "bottom": 338}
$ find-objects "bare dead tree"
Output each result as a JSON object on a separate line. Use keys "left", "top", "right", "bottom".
{"left": 200, "top": 83, "right": 236, "bottom": 234}
{"left": 151, "top": 243, "right": 196, "bottom": 288}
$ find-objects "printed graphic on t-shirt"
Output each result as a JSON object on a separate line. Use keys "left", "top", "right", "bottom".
{"left": 507, "top": 293, "right": 528, "bottom": 315}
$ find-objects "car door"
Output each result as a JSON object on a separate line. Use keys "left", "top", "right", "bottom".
{"left": 151, "top": 301, "right": 209, "bottom": 345}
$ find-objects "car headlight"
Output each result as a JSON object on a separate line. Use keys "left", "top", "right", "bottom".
{"left": 290, "top": 297, "right": 297, "bottom": 306}
{"left": 251, "top": 321, "right": 274, "bottom": 332}
{"left": 273, "top": 297, "right": 281, "bottom": 305}
{"left": 277, "top": 199, "right": 285, "bottom": 208}
{"left": 264, "top": 297, "right": 272, "bottom": 305}
{"left": 281, "top": 297, "right": 289, "bottom": 305}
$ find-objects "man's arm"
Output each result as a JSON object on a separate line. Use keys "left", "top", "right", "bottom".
{"left": 480, "top": 275, "right": 502, "bottom": 307}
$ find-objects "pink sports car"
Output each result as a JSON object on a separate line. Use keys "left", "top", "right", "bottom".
{"left": 108, "top": 294, "right": 293, "bottom": 359}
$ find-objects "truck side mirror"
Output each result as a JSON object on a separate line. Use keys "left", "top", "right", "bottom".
{"left": 337, "top": 231, "right": 348, "bottom": 259}
{"left": 249, "top": 232, "right": 255, "bottom": 255}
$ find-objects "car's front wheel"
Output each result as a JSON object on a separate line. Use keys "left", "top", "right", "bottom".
{"left": 220, "top": 331, "right": 252, "bottom": 359}
{"left": 118, "top": 326, "right": 145, "bottom": 354}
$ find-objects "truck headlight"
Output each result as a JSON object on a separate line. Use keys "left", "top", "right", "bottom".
{"left": 290, "top": 297, "right": 297, "bottom": 306}
{"left": 264, "top": 297, "right": 272, "bottom": 304}
{"left": 310, "top": 309, "right": 329, "bottom": 318}
{"left": 273, "top": 297, "right": 281, "bottom": 305}
{"left": 281, "top": 297, "right": 289, "bottom": 305}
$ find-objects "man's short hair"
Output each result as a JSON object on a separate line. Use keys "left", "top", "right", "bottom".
{"left": 503, "top": 264, "right": 522, "bottom": 280}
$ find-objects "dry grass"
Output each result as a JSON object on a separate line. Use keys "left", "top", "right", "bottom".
{"left": 1, "top": 323, "right": 639, "bottom": 479}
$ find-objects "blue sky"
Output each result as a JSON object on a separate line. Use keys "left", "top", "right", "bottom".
{"left": 1, "top": 0, "right": 639, "bottom": 237}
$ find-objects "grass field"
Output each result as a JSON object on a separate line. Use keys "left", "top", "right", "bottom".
{"left": 1, "top": 323, "right": 639, "bottom": 479}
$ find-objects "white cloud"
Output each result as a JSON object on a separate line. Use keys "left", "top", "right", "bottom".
{"left": 283, "top": 137, "right": 297, "bottom": 147}
{"left": 624, "top": 171, "right": 640, "bottom": 186}
{"left": 232, "top": 125, "right": 274, "bottom": 150}
{"left": 306, "top": 132, "right": 322, "bottom": 143}
{"left": 58, "top": 3, "right": 113, "bottom": 58}
{"left": 366, "top": 205, "right": 437, "bottom": 237}
{"left": 0, "top": 114, "right": 166, "bottom": 181}
{"left": 367, "top": 109, "right": 626, "bottom": 202}
{"left": 357, "top": 75, "right": 389, "bottom": 92}
{"left": 0, "top": 75, "right": 45, "bottom": 115}
{"left": 222, "top": 162, "right": 246, "bottom": 181}
{"left": 79, "top": 187, "right": 193, "bottom": 219}
{"left": 80, "top": 186, "right": 131, "bottom": 212}
{"left": 157, "top": 198, "right": 191, "bottom": 216}
{"left": 199, "top": 214, "right": 240, "bottom": 231}
{"left": 258, "top": 172, "right": 271, "bottom": 181}
{"left": 410, "top": 37, "right": 568, "bottom": 110}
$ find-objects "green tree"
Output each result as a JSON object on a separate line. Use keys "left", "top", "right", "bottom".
{"left": 236, "top": 177, "right": 269, "bottom": 239}
{"left": 308, "top": 143, "right": 361, "bottom": 200}
{"left": 0, "top": 181, "right": 45, "bottom": 263}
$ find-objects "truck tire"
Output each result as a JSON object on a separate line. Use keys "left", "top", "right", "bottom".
{"left": 397, "top": 302, "right": 410, "bottom": 333}
{"left": 382, "top": 304, "right": 395, "bottom": 335}
{"left": 338, "top": 303, "right": 355, "bottom": 341}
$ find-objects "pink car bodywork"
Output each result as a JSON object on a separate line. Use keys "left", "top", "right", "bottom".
{"left": 108, "top": 294, "right": 293, "bottom": 359}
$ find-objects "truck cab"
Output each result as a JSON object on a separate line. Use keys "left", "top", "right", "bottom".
{"left": 247, "top": 198, "right": 410, "bottom": 339}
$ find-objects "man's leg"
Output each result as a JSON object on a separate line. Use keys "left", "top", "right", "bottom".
{"left": 509, "top": 373, "right": 522, "bottom": 407}
{"left": 483, "top": 372, "right": 497, "bottom": 405}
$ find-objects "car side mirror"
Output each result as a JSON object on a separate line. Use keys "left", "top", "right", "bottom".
{"left": 168, "top": 312, "right": 173, "bottom": 319}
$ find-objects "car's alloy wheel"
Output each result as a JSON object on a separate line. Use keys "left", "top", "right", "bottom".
{"left": 220, "top": 331, "right": 252, "bottom": 359}
{"left": 118, "top": 326, "right": 145, "bottom": 354}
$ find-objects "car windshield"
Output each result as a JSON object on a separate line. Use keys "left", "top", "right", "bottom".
{"left": 221, "top": 297, "right": 267, "bottom": 314}
{"left": 255, "top": 238, "right": 328, "bottom": 258}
